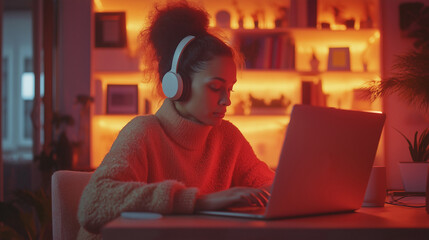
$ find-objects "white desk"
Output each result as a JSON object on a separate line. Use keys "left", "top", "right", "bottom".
{"left": 102, "top": 204, "right": 429, "bottom": 240}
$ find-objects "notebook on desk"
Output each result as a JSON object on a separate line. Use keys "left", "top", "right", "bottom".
{"left": 198, "top": 104, "right": 386, "bottom": 219}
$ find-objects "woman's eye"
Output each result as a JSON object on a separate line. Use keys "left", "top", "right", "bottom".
{"left": 209, "top": 84, "right": 221, "bottom": 91}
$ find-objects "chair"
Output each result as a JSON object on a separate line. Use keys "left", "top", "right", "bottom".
{"left": 51, "top": 170, "right": 93, "bottom": 240}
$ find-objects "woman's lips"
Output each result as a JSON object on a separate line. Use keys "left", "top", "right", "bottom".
{"left": 213, "top": 112, "right": 225, "bottom": 118}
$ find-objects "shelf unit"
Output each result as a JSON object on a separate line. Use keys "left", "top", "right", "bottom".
{"left": 91, "top": 0, "right": 382, "bottom": 168}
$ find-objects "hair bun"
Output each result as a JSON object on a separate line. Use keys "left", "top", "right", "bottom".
{"left": 149, "top": 2, "right": 209, "bottom": 60}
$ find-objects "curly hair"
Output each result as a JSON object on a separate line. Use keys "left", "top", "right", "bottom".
{"left": 139, "top": 1, "right": 237, "bottom": 101}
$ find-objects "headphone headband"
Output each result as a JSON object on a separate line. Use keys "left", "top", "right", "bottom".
{"left": 170, "top": 35, "right": 195, "bottom": 73}
{"left": 161, "top": 35, "right": 195, "bottom": 100}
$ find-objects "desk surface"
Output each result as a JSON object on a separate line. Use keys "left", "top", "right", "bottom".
{"left": 102, "top": 204, "right": 429, "bottom": 240}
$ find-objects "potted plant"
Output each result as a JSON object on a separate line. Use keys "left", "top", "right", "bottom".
{"left": 0, "top": 189, "right": 52, "bottom": 239}
{"left": 366, "top": 3, "right": 429, "bottom": 111}
{"left": 397, "top": 128, "right": 429, "bottom": 192}
{"left": 364, "top": 3, "right": 429, "bottom": 195}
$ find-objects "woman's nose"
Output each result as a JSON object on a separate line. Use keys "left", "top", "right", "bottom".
{"left": 219, "top": 91, "right": 231, "bottom": 106}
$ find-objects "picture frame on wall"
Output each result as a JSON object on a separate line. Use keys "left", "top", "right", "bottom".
{"left": 327, "top": 47, "right": 350, "bottom": 71}
{"left": 95, "top": 12, "right": 127, "bottom": 48}
{"left": 106, "top": 84, "right": 138, "bottom": 114}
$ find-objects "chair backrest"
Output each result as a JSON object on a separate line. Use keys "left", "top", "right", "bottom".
{"left": 51, "top": 170, "right": 93, "bottom": 240}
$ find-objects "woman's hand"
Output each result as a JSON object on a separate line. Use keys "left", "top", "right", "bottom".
{"left": 194, "top": 187, "right": 270, "bottom": 211}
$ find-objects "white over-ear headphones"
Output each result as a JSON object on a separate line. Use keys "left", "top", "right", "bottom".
{"left": 162, "top": 35, "right": 196, "bottom": 100}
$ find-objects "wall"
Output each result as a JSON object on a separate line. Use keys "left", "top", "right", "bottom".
{"left": 381, "top": 0, "right": 429, "bottom": 189}
{"left": 57, "top": 0, "right": 92, "bottom": 168}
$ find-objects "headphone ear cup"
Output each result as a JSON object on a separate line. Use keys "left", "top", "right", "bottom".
{"left": 177, "top": 75, "right": 191, "bottom": 102}
{"left": 162, "top": 71, "right": 183, "bottom": 100}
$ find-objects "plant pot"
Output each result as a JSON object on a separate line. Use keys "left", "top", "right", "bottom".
{"left": 399, "top": 162, "right": 429, "bottom": 192}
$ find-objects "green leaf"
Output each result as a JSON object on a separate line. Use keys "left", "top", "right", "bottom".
{"left": 395, "top": 128, "right": 415, "bottom": 160}
{"left": 14, "top": 189, "right": 51, "bottom": 227}
{"left": 19, "top": 211, "right": 37, "bottom": 240}
{"left": 413, "top": 131, "right": 420, "bottom": 161}
{"left": 395, "top": 128, "right": 429, "bottom": 162}
{"left": 420, "top": 128, "right": 429, "bottom": 162}
{"left": 415, "top": 129, "right": 429, "bottom": 162}
{"left": 409, "top": 145, "right": 416, "bottom": 162}
{"left": 1, "top": 188, "right": 53, "bottom": 240}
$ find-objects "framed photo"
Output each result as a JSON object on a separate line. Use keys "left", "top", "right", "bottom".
{"left": 95, "top": 12, "right": 127, "bottom": 48}
{"left": 106, "top": 84, "right": 138, "bottom": 114}
{"left": 327, "top": 47, "right": 350, "bottom": 71}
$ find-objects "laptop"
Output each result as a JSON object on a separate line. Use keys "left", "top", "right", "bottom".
{"left": 198, "top": 104, "right": 386, "bottom": 219}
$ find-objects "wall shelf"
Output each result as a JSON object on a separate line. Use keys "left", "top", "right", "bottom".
{"left": 90, "top": 0, "right": 382, "bottom": 168}
{"left": 291, "top": 28, "right": 380, "bottom": 44}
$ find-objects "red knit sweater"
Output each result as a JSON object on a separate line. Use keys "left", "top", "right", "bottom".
{"left": 77, "top": 99, "right": 274, "bottom": 239}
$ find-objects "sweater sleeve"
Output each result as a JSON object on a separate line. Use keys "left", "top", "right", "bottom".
{"left": 77, "top": 117, "right": 199, "bottom": 234}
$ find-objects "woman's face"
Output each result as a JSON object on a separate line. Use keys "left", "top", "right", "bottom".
{"left": 174, "top": 56, "right": 237, "bottom": 126}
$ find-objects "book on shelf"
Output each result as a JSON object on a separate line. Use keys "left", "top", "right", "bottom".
{"left": 236, "top": 33, "right": 295, "bottom": 70}
{"left": 301, "top": 79, "right": 326, "bottom": 106}
{"left": 307, "top": 0, "right": 317, "bottom": 28}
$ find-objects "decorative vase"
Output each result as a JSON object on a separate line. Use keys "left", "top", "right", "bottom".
{"left": 310, "top": 54, "right": 320, "bottom": 72}
{"left": 253, "top": 20, "right": 259, "bottom": 29}
{"left": 310, "top": 53, "right": 320, "bottom": 72}
{"left": 399, "top": 162, "right": 429, "bottom": 192}
{"left": 238, "top": 18, "right": 244, "bottom": 29}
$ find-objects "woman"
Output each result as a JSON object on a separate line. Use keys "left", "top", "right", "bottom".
{"left": 77, "top": 2, "right": 274, "bottom": 239}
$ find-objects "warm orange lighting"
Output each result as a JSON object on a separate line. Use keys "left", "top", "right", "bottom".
{"left": 92, "top": 72, "right": 381, "bottom": 168}
{"left": 374, "top": 31, "right": 380, "bottom": 38}
{"left": 365, "top": 110, "right": 383, "bottom": 114}
{"left": 97, "top": 118, "right": 128, "bottom": 131}
{"left": 235, "top": 71, "right": 300, "bottom": 92}
{"left": 94, "top": 0, "right": 103, "bottom": 11}
{"left": 369, "top": 31, "right": 380, "bottom": 44}
{"left": 292, "top": 29, "right": 379, "bottom": 72}
{"left": 329, "top": 24, "right": 347, "bottom": 30}
{"left": 92, "top": 0, "right": 382, "bottom": 169}
{"left": 125, "top": 22, "right": 144, "bottom": 55}
{"left": 91, "top": 72, "right": 164, "bottom": 168}
{"left": 316, "top": 0, "right": 378, "bottom": 31}
{"left": 243, "top": 17, "right": 255, "bottom": 29}
{"left": 92, "top": 115, "right": 135, "bottom": 168}
{"left": 225, "top": 115, "right": 289, "bottom": 167}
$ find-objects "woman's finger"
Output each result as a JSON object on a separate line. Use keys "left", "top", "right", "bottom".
{"left": 255, "top": 189, "right": 270, "bottom": 206}
{"left": 249, "top": 192, "right": 264, "bottom": 207}
{"left": 240, "top": 194, "right": 253, "bottom": 206}
{"left": 259, "top": 188, "right": 271, "bottom": 199}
